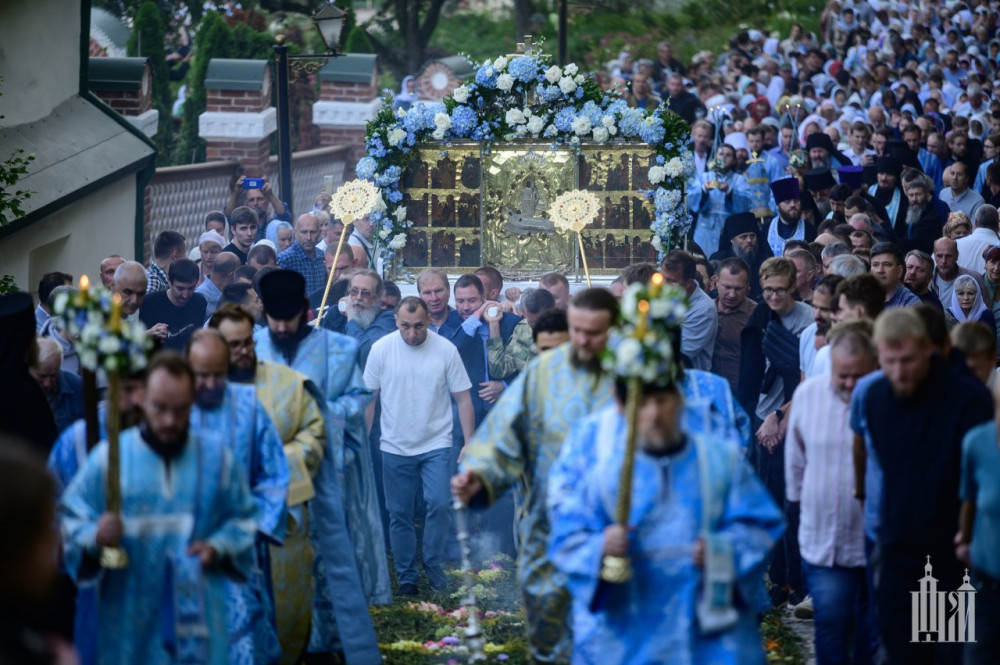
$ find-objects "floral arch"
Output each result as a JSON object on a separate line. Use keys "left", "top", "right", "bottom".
{"left": 355, "top": 48, "right": 695, "bottom": 272}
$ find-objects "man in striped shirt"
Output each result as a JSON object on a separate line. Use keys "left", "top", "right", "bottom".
{"left": 786, "top": 320, "right": 878, "bottom": 665}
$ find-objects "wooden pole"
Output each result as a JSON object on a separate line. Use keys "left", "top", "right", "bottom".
{"left": 600, "top": 376, "right": 641, "bottom": 583}
{"left": 576, "top": 232, "right": 592, "bottom": 288}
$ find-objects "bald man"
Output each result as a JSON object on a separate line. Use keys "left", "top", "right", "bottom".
{"left": 933, "top": 236, "right": 987, "bottom": 305}
{"left": 100, "top": 255, "right": 125, "bottom": 289}
{"left": 114, "top": 260, "right": 168, "bottom": 341}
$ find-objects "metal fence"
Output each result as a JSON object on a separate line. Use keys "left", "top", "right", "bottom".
{"left": 146, "top": 146, "right": 351, "bottom": 259}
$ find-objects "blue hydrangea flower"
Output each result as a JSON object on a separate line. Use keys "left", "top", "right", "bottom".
{"left": 639, "top": 119, "right": 666, "bottom": 145}
{"left": 475, "top": 64, "right": 498, "bottom": 88}
{"left": 579, "top": 101, "right": 603, "bottom": 125}
{"left": 508, "top": 56, "right": 539, "bottom": 83}
{"left": 387, "top": 190, "right": 403, "bottom": 203}
{"left": 356, "top": 156, "right": 377, "bottom": 181}
{"left": 656, "top": 154, "right": 666, "bottom": 164}
{"left": 553, "top": 107, "right": 576, "bottom": 133}
{"left": 617, "top": 109, "right": 643, "bottom": 138}
{"left": 537, "top": 85, "right": 561, "bottom": 103}
{"left": 450, "top": 105, "right": 479, "bottom": 138}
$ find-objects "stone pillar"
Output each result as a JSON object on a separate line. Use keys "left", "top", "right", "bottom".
{"left": 89, "top": 57, "right": 160, "bottom": 139}
{"left": 198, "top": 59, "right": 276, "bottom": 177}
{"left": 314, "top": 54, "right": 380, "bottom": 177}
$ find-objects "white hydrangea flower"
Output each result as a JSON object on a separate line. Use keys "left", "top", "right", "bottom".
{"left": 651, "top": 235, "right": 663, "bottom": 251}
{"left": 387, "top": 128, "right": 407, "bottom": 147}
{"left": 663, "top": 157, "right": 685, "bottom": 178}
{"left": 389, "top": 234, "right": 407, "bottom": 250}
{"left": 505, "top": 108, "right": 527, "bottom": 125}
{"left": 526, "top": 115, "right": 545, "bottom": 135}
{"left": 434, "top": 112, "right": 452, "bottom": 131}
{"left": 543, "top": 124, "right": 559, "bottom": 138}
{"left": 432, "top": 128, "right": 446, "bottom": 140}
{"left": 496, "top": 73, "right": 514, "bottom": 92}
{"left": 571, "top": 116, "right": 592, "bottom": 136}
{"left": 545, "top": 65, "right": 562, "bottom": 83}
{"left": 493, "top": 56, "right": 508, "bottom": 71}
{"left": 616, "top": 337, "right": 643, "bottom": 370}
{"left": 563, "top": 63, "right": 579, "bottom": 76}
{"left": 648, "top": 165, "right": 666, "bottom": 184}
{"left": 592, "top": 126, "right": 609, "bottom": 143}
{"left": 558, "top": 76, "right": 578, "bottom": 94}
{"left": 452, "top": 85, "right": 470, "bottom": 103}
{"left": 608, "top": 125, "right": 618, "bottom": 136}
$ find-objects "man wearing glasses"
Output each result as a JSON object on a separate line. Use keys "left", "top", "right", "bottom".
{"left": 343, "top": 269, "right": 397, "bottom": 369}
{"left": 738, "top": 256, "right": 815, "bottom": 608}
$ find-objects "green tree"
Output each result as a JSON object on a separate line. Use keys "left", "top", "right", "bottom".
{"left": 127, "top": 1, "right": 173, "bottom": 158}
{"left": 368, "top": 0, "right": 450, "bottom": 82}
{"left": 345, "top": 25, "right": 375, "bottom": 54}
{"left": 173, "top": 11, "right": 231, "bottom": 164}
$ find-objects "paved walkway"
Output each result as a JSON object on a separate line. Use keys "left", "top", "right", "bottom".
{"left": 780, "top": 605, "right": 817, "bottom": 665}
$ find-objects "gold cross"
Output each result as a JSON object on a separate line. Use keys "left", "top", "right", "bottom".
{"left": 517, "top": 35, "right": 534, "bottom": 56}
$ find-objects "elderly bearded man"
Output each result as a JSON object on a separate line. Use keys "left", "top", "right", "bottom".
{"left": 710, "top": 212, "right": 773, "bottom": 301}
{"left": 207, "top": 304, "right": 375, "bottom": 665}
{"left": 252, "top": 270, "right": 388, "bottom": 662}
{"left": 341, "top": 269, "right": 397, "bottom": 368}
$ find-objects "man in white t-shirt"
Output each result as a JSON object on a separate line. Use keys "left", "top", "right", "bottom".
{"left": 363, "top": 296, "right": 474, "bottom": 596}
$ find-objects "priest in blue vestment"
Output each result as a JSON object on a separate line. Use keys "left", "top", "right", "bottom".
{"left": 547, "top": 282, "right": 783, "bottom": 665}
{"left": 60, "top": 353, "right": 258, "bottom": 665}
{"left": 252, "top": 270, "right": 385, "bottom": 663}
{"left": 187, "top": 330, "right": 289, "bottom": 665}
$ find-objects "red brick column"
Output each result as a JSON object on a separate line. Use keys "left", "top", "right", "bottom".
{"left": 89, "top": 57, "right": 159, "bottom": 138}
{"left": 199, "top": 61, "right": 276, "bottom": 177}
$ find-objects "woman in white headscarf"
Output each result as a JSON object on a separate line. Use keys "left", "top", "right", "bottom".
{"left": 393, "top": 75, "right": 419, "bottom": 110}
{"left": 946, "top": 274, "right": 997, "bottom": 331}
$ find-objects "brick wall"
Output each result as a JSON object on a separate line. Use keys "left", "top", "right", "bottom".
{"left": 320, "top": 80, "right": 376, "bottom": 104}
{"left": 205, "top": 140, "right": 272, "bottom": 178}
{"left": 206, "top": 88, "right": 270, "bottom": 113}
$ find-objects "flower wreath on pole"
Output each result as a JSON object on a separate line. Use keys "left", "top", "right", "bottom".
{"left": 356, "top": 45, "right": 695, "bottom": 272}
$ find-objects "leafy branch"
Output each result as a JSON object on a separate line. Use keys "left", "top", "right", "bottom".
{"left": 0, "top": 76, "right": 36, "bottom": 225}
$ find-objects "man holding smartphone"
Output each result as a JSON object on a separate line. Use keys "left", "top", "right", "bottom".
{"left": 225, "top": 175, "right": 291, "bottom": 242}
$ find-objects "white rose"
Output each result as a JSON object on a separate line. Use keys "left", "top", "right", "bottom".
{"left": 543, "top": 124, "right": 558, "bottom": 138}
{"left": 393, "top": 206, "right": 407, "bottom": 222}
{"left": 432, "top": 128, "right": 446, "bottom": 140}
{"left": 496, "top": 73, "right": 514, "bottom": 92}
{"left": 592, "top": 126, "right": 609, "bottom": 143}
{"left": 558, "top": 76, "right": 578, "bottom": 94}
{"left": 650, "top": 297, "right": 671, "bottom": 320}
{"left": 526, "top": 115, "right": 545, "bottom": 135}
{"left": 493, "top": 56, "right": 508, "bottom": 71}
{"left": 651, "top": 235, "right": 663, "bottom": 251}
{"left": 452, "top": 85, "right": 470, "bottom": 103}
{"left": 389, "top": 234, "right": 407, "bottom": 250}
{"left": 506, "top": 108, "right": 526, "bottom": 125}
{"left": 545, "top": 65, "right": 562, "bottom": 83}
{"left": 648, "top": 165, "right": 666, "bottom": 184}
{"left": 608, "top": 125, "right": 618, "bottom": 136}
{"left": 387, "top": 127, "right": 407, "bottom": 147}
{"left": 571, "top": 116, "right": 592, "bottom": 136}
{"left": 379, "top": 226, "right": 391, "bottom": 240}
{"left": 563, "top": 63, "right": 579, "bottom": 76}
{"left": 574, "top": 74, "right": 584, "bottom": 84}
{"left": 434, "top": 112, "right": 452, "bottom": 131}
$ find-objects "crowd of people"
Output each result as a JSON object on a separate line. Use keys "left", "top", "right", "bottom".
{"left": 6, "top": 1, "right": 1000, "bottom": 664}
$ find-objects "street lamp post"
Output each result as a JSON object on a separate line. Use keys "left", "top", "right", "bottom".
{"left": 273, "top": 2, "right": 347, "bottom": 212}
